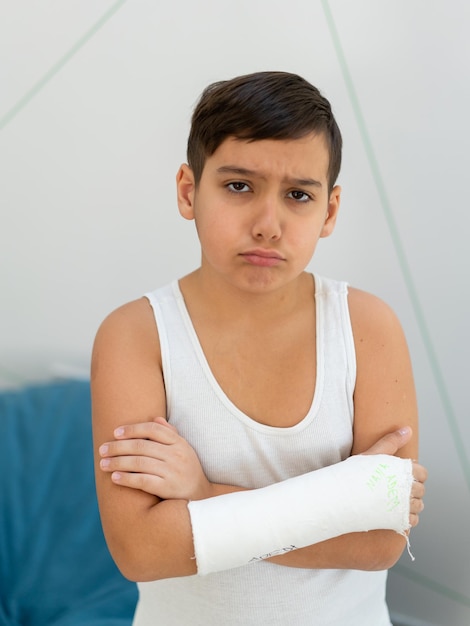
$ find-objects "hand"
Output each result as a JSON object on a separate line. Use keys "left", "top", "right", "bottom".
{"left": 361, "top": 426, "right": 427, "bottom": 528}
{"left": 99, "top": 417, "right": 212, "bottom": 501}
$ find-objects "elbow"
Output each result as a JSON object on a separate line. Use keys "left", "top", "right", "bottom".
{"left": 111, "top": 543, "right": 186, "bottom": 583}
{"left": 362, "top": 553, "right": 400, "bottom": 572}
{"left": 106, "top": 533, "right": 197, "bottom": 582}
{"left": 375, "top": 541, "right": 408, "bottom": 571}
{"left": 116, "top": 561, "right": 154, "bottom": 584}
{"left": 109, "top": 542, "right": 176, "bottom": 582}
{"left": 100, "top": 499, "right": 196, "bottom": 582}
{"left": 108, "top": 544, "right": 157, "bottom": 582}
{"left": 360, "top": 532, "right": 409, "bottom": 571}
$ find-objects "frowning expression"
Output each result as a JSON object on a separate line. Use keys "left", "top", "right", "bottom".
{"left": 177, "top": 133, "right": 340, "bottom": 293}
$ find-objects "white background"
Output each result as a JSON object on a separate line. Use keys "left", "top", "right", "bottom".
{"left": 1, "top": 2, "right": 469, "bottom": 624}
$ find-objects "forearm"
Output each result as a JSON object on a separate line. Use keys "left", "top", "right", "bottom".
{"left": 203, "top": 483, "right": 407, "bottom": 572}
{"left": 105, "top": 497, "right": 197, "bottom": 582}
{"left": 210, "top": 485, "right": 406, "bottom": 571}
{"left": 188, "top": 455, "right": 412, "bottom": 576}
{"left": 111, "top": 503, "right": 406, "bottom": 582}
{"left": 105, "top": 481, "right": 248, "bottom": 582}
{"left": 106, "top": 458, "right": 413, "bottom": 582}
{"left": 267, "top": 529, "right": 407, "bottom": 571}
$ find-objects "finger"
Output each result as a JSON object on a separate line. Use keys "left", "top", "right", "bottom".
{"left": 111, "top": 471, "right": 166, "bottom": 497}
{"left": 411, "top": 481, "right": 425, "bottom": 499}
{"left": 408, "top": 512, "right": 420, "bottom": 528}
{"left": 409, "top": 497, "right": 424, "bottom": 515}
{"left": 362, "top": 427, "right": 413, "bottom": 456}
{"left": 412, "top": 462, "right": 428, "bottom": 483}
{"left": 114, "top": 421, "right": 178, "bottom": 444}
{"left": 99, "top": 438, "right": 167, "bottom": 459}
{"left": 100, "top": 454, "right": 166, "bottom": 475}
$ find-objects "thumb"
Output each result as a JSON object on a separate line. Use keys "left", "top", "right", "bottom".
{"left": 362, "top": 427, "right": 412, "bottom": 456}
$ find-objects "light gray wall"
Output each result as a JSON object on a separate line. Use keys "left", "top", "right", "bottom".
{"left": 1, "top": 2, "right": 468, "bottom": 624}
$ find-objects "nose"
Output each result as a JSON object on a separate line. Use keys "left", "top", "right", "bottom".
{"left": 251, "top": 195, "right": 282, "bottom": 241}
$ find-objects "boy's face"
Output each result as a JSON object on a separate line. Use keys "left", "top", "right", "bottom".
{"left": 177, "top": 133, "right": 340, "bottom": 294}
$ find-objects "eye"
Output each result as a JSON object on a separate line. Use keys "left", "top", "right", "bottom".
{"left": 287, "top": 190, "right": 312, "bottom": 203}
{"left": 227, "top": 182, "right": 251, "bottom": 193}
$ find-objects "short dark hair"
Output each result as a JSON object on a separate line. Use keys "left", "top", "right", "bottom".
{"left": 187, "top": 71, "right": 342, "bottom": 191}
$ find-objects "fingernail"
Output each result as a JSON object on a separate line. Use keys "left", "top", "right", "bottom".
{"left": 112, "top": 472, "right": 121, "bottom": 482}
{"left": 398, "top": 427, "right": 411, "bottom": 436}
{"left": 99, "top": 444, "right": 108, "bottom": 455}
{"left": 114, "top": 427, "right": 124, "bottom": 437}
{"left": 100, "top": 458, "right": 110, "bottom": 468}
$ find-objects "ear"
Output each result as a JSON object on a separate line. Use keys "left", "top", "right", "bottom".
{"left": 320, "top": 185, "right": 341, "bottom": 238}
{"left": 176, "top": 164, "right": 196, "bottom": 220}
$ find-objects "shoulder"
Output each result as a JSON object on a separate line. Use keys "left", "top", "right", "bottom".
{"left": 92, "top": 297, "right": 162, "bottom": 376}
{"left": 347, "top": 286, "right": 405, "bottom": 343}
{"left": 94, "top": 297, "right": 158, "bottom": 342}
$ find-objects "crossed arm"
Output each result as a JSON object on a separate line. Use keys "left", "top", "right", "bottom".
{"left": 99, "top": 418, "right": 426, "bottom": 575}
{"left": 91, "top": 291, "right": 427, "bottom": 582}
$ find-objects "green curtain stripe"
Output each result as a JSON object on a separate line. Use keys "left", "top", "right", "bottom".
{"left": 321, "top": 0, "right": 470, "bottom": 495}
{"left": 0, "top": 0, "right": 128, "bottom": 131}
{"left": 394, "top": 564, "right": 470, "bottom": 608}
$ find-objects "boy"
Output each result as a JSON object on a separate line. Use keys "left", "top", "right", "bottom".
{"left": 92, "top": 71, "right": 427, "bottom": 625}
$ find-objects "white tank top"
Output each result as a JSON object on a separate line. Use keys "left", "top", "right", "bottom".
{"left": 134, "top": 275, "right": 391, "bottom": 626}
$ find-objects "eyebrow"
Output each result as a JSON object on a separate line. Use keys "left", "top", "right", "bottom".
{"left": 215, "top": 166, "right": 323, "bottom": 188}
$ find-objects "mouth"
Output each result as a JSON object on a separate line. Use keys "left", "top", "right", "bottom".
{"left": 239, "top": 248, "right": 285, "bottom": 267}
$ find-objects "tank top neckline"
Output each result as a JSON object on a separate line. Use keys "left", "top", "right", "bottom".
{"left": 170, "top": 277, "right": 325, "bottom": 435}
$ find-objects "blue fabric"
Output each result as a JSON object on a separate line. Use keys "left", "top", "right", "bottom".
{"left": 0, "top": 380, "right": 138, "bottom": 626}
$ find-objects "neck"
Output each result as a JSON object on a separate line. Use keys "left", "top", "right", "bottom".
{"left": 179, "top": 269, "right": 314, "bottom": 326}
